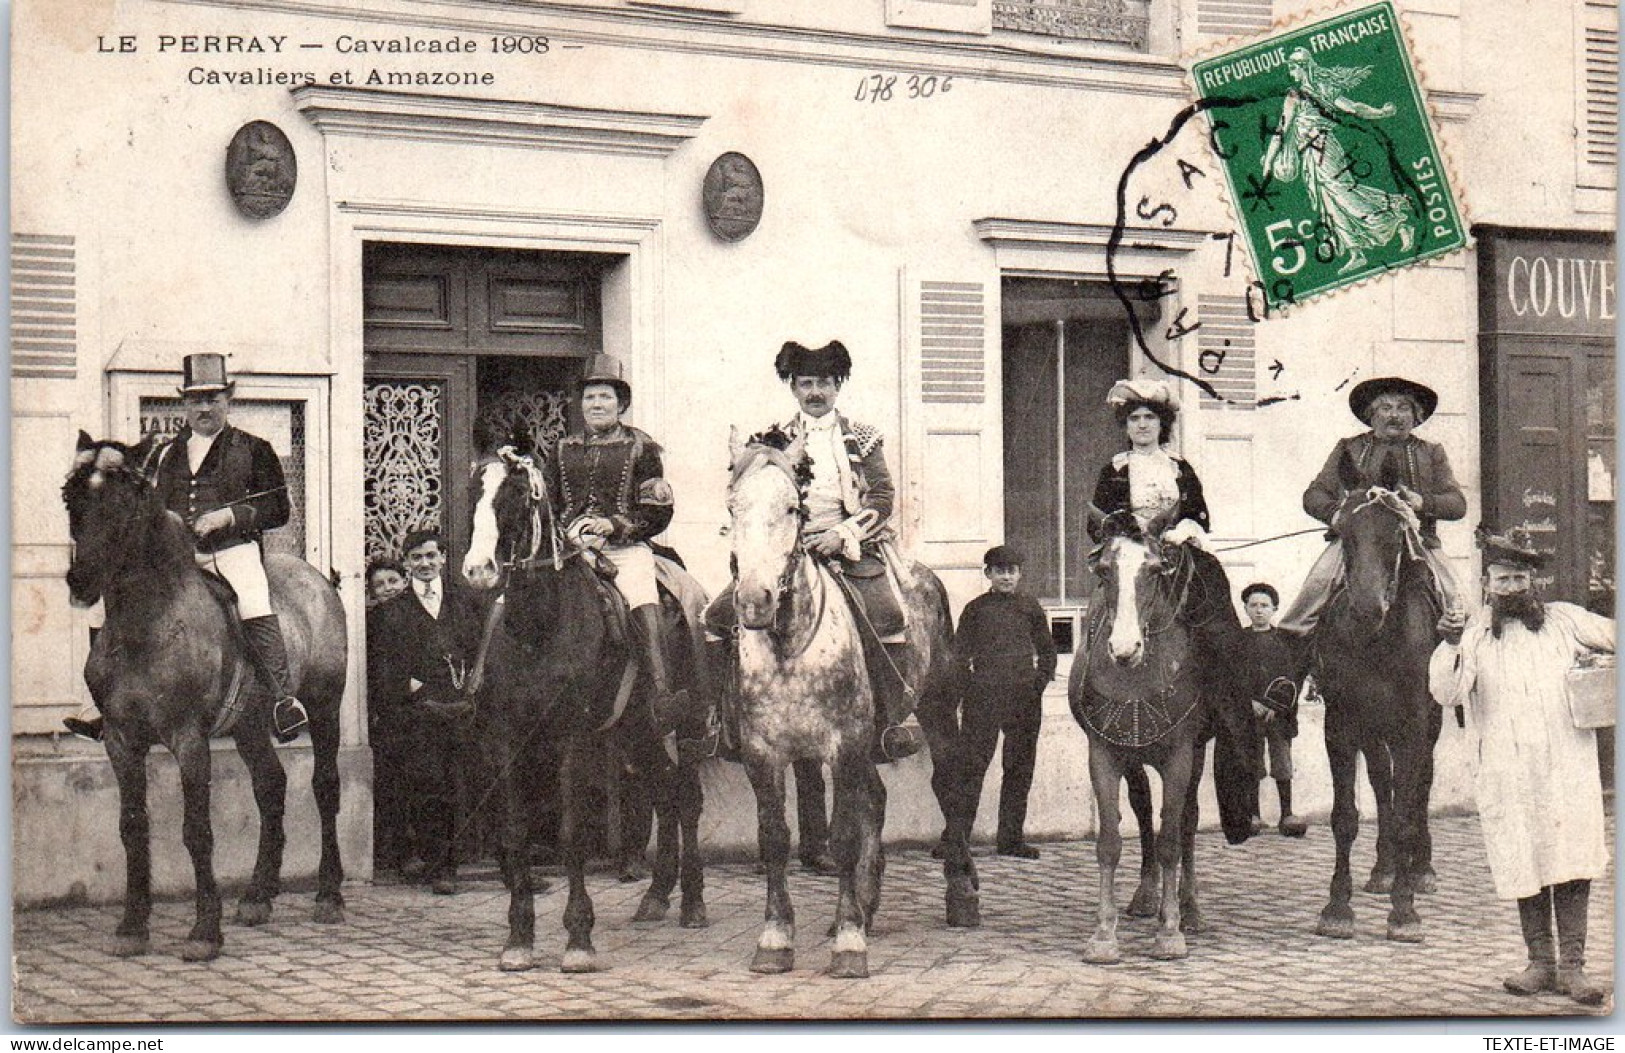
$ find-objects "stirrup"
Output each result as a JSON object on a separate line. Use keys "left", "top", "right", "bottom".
{"left": 874, "top": 722, "right": 925, "bottom": 763}
{"left": 273, "top": 697, "right": 309, "bottom": 744}
{"left": 63, "top": 715, "right": 105, "bottom": 742}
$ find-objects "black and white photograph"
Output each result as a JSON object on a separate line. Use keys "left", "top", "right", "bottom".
{"left": 8, "top": 0, "right": 1619, "bottom": 1026}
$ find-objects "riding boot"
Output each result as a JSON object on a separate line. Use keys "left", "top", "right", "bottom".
{"left": 1554, "top": 879, "right": 1610, "bottom": 1006}
{"left": 241, "top": 615, "right": 309, "bottom": 743}
{"left": 1277, "top": 779, "right": 1308, "bottom": 837}
{"left": 63, "top": 627, "right": 106, "bottom": 741}
{"left": 632, "top": 604, "right": 687, "bottom": 764}
{"left": 872, "top": 642, "right": 924, "bottom": 763}
{"left": 1505, "top": 887, "right": 1557, "bottom": 996}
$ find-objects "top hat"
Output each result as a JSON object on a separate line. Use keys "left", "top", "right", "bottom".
{"left": 178, "top": 353, "right": 235, "bottom": 397}
{"left": 774, "top": 340, "right": 852, "bottom": 382}
{"left": 1478, "top": 526, "right": 1549, "bottom": 570}
{"left": 1106, "top": 378, "right": 1180, "bottom": 413}
{"left": 983, "top": 544, "right": 1025, "bottom": 569}
{"left": 1348, "top": 376, "right": 1439, "bottom": 424}
{"left": 578, "top": 354, "right": 632, "bottom": 407}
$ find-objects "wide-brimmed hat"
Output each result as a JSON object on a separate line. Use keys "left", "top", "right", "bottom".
{"left": 578, "top": 354, "right": 632, "bottom": 407}
{"left": 1106, "top": 378, "right": 1180, "bottom": 412}
{"left": 1479, "top": 526, "right": 1548, "bottom": 570}
{"left": 1349, "top": 376, "right": 1438, "bottom": 424}
{"left": 774, "top": 340, "right": 852, "bottom": 382}
{"left": 178, "top": 353, "right": 235, "bottom": 397}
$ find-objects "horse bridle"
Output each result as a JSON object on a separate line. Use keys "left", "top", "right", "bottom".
{"left": 1336, "top": 486, "right": 1425, "bottom": 633}
{"left": 734, "top": 448, "right": 825, "bottom": 652}
{"left": 494, "top": 445, "right": 568, "bottom": 575}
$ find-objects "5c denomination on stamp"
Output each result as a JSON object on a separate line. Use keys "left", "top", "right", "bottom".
{"left": 1191, "top": 1, "right": 1465, "bottom": 308}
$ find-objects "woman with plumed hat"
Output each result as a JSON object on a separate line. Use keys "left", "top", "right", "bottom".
{"left": 1088, "top": 378, "right": 1211, "bottom": 547}
{"left": 1278, "top": 376, "right": 1466, "bottom": 634}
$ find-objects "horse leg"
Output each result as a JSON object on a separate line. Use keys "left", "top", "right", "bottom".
{"left": 559, "top": 738, "right": 600, "bottom": 973}
{"left": 1082, "top": 743, "right": 1124, "bottom": 964}
{"left": 676, "top": 758, "right": 709, "bottom": 929}
{"left": 1178, "top": 740, "right": 1205, "bottom": 934}
{"left": 106, "top": 733, "right": 153, "bottom": 958}
{"left": 308, "top": 696, "right": 345, "bottom": 923}
{"left": 633, "top": 741, "right": 678, "bottom": 924}
{"left": 496, "top": 735, "right": 538, "bottom": 972}
{"left": 1385, "top": 714, "right": 1431, "bottom": 943}
{"left": 1124, "top": 763, "right": 1159, "bottom": 918}
{"left": 1364, "top": 740, "right": 1397, "bottom": 895}
{"left": 1149, "top": 744, "right": 1193, "bottom": 960}
{"left": 744, "top": 758, "right": 795, "bottom": 974}
{"left": 1412, "top": 704, "right": 1443, "bottom": 894}
{"left": 175, "top": 733, "right": 224, "bottom": 962}
{"left": 1317, "top": 724, "right": 1361, "bottom": 939}
{"left": 230, "top": 725, "right": 287, "bottom": 927}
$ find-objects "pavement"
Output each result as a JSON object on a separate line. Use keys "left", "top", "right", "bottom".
{"left": 12, "top": 812, "right": 1615, "bottom": 1024}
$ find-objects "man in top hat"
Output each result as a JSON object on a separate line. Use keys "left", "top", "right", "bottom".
{"left": 550, "top": 354, "right": 686, "bottom": 742}
{"left": 1278, "top": 376, "right": 1466, "bottom": 633}
{"left": 67, "top": 353, "right": 307, "bottom": 742}
{"left": 1431, "top": 530, "right": 1615, "bottom": 1006}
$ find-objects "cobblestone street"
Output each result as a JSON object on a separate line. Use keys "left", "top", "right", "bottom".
{"left": 13, "top": 813, "right": 1614, "bottom": 1024}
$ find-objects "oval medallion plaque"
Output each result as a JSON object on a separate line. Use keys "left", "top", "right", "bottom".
{"left": 225, "top": 120, "right": 297, "bottom": 220}
{"left": 702, "top": 152, "right": 764, "bottom": 243}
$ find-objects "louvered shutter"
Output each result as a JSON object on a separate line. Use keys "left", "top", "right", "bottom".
{"left": 11, "top": 234, "right": 77, "bottom": 380}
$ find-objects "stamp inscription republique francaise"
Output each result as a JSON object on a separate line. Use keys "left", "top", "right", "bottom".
{"left": 1191, "top": 2, "right": 1466, "bottom": 308}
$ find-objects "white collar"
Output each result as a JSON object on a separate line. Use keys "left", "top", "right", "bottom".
{"left": 799, "top": 411, "right": 839, "bottom": 434}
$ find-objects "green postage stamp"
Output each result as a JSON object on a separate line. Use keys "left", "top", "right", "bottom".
{"left": 1191, "top": 2, "right": 1465, "bottom": 307}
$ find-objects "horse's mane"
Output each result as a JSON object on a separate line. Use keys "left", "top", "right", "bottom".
{"left": 730, "top": 431, "right": 812, "bottom": 493}
{"left": 64, "top": 442, "right": 200, "bottom": 584}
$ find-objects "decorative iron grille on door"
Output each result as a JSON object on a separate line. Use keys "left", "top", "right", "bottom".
{"left": 364, "top": 378, "right": 443, "bottom": 564}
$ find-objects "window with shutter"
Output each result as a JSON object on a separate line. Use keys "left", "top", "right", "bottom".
{"left": 1195, "top": 0, "right": 1272, "bottom": 38}
{"left": 921, "top": 281, "right": 986, "bottom": 404}
{"left": 11, "top": 234, "right": 76, "bottom": 380}
{"left": 1577, "top": 0, "right": 1618, "bottom": 190}
{"left": 1196, "top": 293, "right": 1257, "bottom": 409}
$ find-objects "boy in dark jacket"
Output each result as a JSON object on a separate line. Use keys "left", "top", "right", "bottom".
{"left": 951, "top": 545, "right": 1058, "bottom": 858}
{"left": 1242, "top": 583, "right": 1309, "bottom": 837}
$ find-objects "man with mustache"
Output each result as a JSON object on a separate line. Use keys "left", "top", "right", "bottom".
{"left": 1432, "top": 530, "right": 1615, "bottom": 1007}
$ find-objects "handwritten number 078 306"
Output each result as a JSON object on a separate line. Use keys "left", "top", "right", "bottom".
{"left": 854, "top": 73, "right": 954, "bottom": 102}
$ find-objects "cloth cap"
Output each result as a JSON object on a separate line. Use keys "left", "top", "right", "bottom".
{"left": 178, "top": 353, "right": 235, "bottom": 397}
{"left": 1348, "top": 376, "right": 1439, "bottom": 424}
{"left": 983, "top": 544, "right": 1025, "bottom": 569}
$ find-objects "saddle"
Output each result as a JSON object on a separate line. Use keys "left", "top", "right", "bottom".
{"left": 196, "top": 566, "right": 255, "bottom": 738}
{"left": 832, "top": 549, "right": 907, "bottom": 642}
{"left": 1069, "top": 594, "right": 1201, "bottom": 750}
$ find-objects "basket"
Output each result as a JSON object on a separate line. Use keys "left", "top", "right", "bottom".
{"left": 1566, "top": 653, "right": 1616, "bottom": 730}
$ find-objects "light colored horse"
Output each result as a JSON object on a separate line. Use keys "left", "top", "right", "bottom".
{"left": 726, "top": 431, "right": 961, "bottom": 978}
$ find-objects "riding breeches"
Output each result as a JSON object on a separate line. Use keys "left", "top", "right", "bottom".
{"left": 595, "top": 542, "right": 660, "bottom": 609}
{"left": 1278, "top": 539, "right": 1461, "bottom": 635}
{"left": 195, "top": 541, "right": 274, "bottom": 619}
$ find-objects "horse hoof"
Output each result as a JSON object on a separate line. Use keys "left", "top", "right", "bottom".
{"left": 109, "top": 934, "right": 149, "bottom": 958}
{"left": 499, "top": 946, "right": 537, "bottom": 972}
{"left": 946, "top": 894, "right": 982, "bottom": 929}
{"left": 1316, "top": 911, "right": 1356, "bottom": 940}
{"left": 1081, "top": 938, "right": 1120, "bottom": 965}
{"left": 560, "top": 948, "right": 601, "bottom": 974}
{"left": 311, "top": 901, "right": 345, "bottom": 925}
{"left": 1386, "top": 919, "right": 1425, "bottom": 944}
{"left": 679, "top": 903, "right": 710, "bottom": 929}
{"left": 1180, "top": 904, "right": 1205, "bottom": 934}
{"left": 1364, "top": 872, "right": 1394, "bottom": 895}
{"left": 1150, "top": 932, "right": 1189, "bottom": 960}
{"left": 179, "top": 939, "right": 222, "bottom": 963}
{"left": 234, "top": 900, "right": 272, "bottom": 927}
{"left": 632, "top": 894, "right": 670, "bottom": 923}
{"left": 828, "top": 951, "right": 870, "bottom": 979}
{"left": 1414, "top": 870, "right": 1438, "bottom": 895}
{"left": 750, "top": 947, "right": 794, "bottom": 974}
{"left": 1126, "top": 886, "right": 1159, "bottom": 918}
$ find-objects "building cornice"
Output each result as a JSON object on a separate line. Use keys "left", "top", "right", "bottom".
{"left": 167, "top": 0, "right": 1191, "bottom": 98}
{"left": 973, "top": 217, "right": 1210, "bottom": 253}
{"left": 291, "top": 85, "right": 707, "bottom": 156}
{"left": 1426, "top": 89, "right": 1483, "bottom": 125}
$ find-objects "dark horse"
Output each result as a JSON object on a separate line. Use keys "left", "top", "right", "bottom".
{"left": 461, "top": 443, "right": 711, "bottom": 973}
{"left": 62, "top": 434, "right": 347, "bottom": 962}
{"left": 1312, "top": 452, "right": 1443, "bottom": 942}
{"left": 726, "top": 431, "right": 961, "bottom": 978}
{"left": 1069, "top": 512, "right": 1249, "bottom": 961}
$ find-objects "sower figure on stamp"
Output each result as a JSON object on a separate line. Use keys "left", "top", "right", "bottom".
{"left": 550, "top": 354, "right": 689, "bottom": 755}
{"left": 948, "top": 545, "right": 1057, "bottom": 859}
{"left": 1431, "top": 530, "right": 1615, "bottom": 1007}
{"left": 707, "top": 339, "right": 926, "bottom": 763}
{"left": 65, "top": 353, "right": 307, "bottom": 743}
{"left": 1280, "top": 376, "right": 1466, "bottom": 635}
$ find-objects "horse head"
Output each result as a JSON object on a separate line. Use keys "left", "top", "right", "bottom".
{"left": 61, "top": 431, "right": 173, "bottom": 607}
{"left": 463, "top": 430, "right": 555, "bottom": 589}
{"left": 727, "top": 425, "right": 808, "bottom": 632}
{"left": 1095, "top": 511, "right": 1172, "bottom": 666}
{"left": 1333, "top": 450, "right": 1424, "bottom": 634}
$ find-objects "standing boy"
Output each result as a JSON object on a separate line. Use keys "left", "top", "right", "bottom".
{"left": 950, "top": 545, "right": 1057, "bottom": 858}
{"left": 1241, "top": 583, "right": 1309, "bottom": 837}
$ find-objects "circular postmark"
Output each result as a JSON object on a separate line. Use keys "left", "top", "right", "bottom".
{"left": 702, "top": 152, "right": 764, "bottom": 243}
{"left": 225, "top": 120, "right": 297, "bottom": 220}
